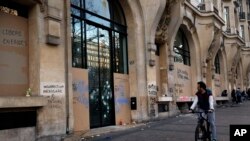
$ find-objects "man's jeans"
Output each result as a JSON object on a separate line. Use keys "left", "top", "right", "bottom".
{"left": 198, "top": 109, "right": 217, "bottom": 140}
{"left": 208, "top": 111, "right": 216, "bottom": 140}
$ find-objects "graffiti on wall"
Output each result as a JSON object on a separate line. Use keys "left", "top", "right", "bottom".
{"left": 148, "top": 83, "right": 158, "bottom": 95}
{"left": 73, "top": 80, "right": 89, "bottom": 108}
{"left": 214, "top": 74, "right": 222, "bottom": 96}
{"left": 41, "top": 82, "right": 65, "bottom": 109}
{"left": 177, "top": 69, "right": 189, "bottom": 80}
{"left": 114, "top": 81, "right": 129, "bottom": 113}
{"left": 129, "top": 60, "right": 135, "bottom": 65}
{"left": 114, "top": 73, "right": 131, "bottom": 125}
{"left": 173, "top": 63, "right": 192, "bottom": 99}
{"left": 47, "top": 94, "right": 63, "bottom": 109}
{"left": 0, "top": 28, "right": 26, "bottom": 47}
{"left": 147, "top": 82, "right": 157, "bottom": 117}
{"left": 149, "top": 97, "right": 156, "bottom": 117}
{"left": 174, "top": 83, "right": 184, "bottom": 95}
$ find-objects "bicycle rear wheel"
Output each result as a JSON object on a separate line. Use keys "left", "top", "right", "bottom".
{"left": 195, "top": 124, "right": 206, "bottom": 141}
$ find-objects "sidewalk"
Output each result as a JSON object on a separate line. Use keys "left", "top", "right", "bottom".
{"left": 63, "top": 122, "right": 147, "bottom": 141}
{"left": 63, "top": 100, "right": 250, "bottom": 141}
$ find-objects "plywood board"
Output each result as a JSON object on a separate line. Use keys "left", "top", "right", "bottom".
{"left": 0, "top": 12, "right": 28, "bottom": 96}
{"left": 114, "top": 73, "right": 131, "bottom": 125}
{"left": 72, "top": 68, "right": 89, "bottom": 131}
{"left": 174, "top": 62, "right": 192, "bottom": 99}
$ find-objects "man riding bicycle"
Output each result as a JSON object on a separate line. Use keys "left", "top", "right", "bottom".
{"left": 190, "top": 81, "right": 217, "bottom": 141}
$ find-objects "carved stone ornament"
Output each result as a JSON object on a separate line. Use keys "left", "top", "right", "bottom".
{"left": 155, "top": 0, "right": 178, "bottom": 44}
{"left": 231, "top": 49, "right": 241, "bottom": 73}
{"left": 206, "top": 27, "right": 221, "bottom": 62}
{"left": 33, "top": 0, "right": 46, "bottom": 12}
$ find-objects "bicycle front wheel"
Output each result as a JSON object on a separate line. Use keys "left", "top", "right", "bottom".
{"left": 195, "top": 124, "right": 206, "bottom": 141}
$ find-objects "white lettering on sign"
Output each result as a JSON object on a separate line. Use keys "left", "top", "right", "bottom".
{"left": 0, "top": 27, "right": 25, "bottom": 47}
{"left": 234, "top": 129, "right": 247, "bottom": 136}
{"left": 41, "top": 82, "right": 65, "bottom": 96}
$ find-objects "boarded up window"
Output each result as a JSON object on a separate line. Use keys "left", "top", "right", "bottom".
{"left": 0, "top": 10, "right": 28, "bottom": 96}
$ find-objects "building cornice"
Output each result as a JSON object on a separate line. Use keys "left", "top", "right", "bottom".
{"left": 222, "top": 32, "right": 245, "bottom": 46}
{"left": 184, "top": 1, "right": 225, "bottom": 26}
{"left": 242, "top": 47, "right": 250, "bottom": 52}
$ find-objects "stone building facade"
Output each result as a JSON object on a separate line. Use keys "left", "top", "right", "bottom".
{"left": 0, "top": 0, "right": 250, "bottom": 140}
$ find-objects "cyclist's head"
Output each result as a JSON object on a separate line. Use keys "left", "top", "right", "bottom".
{"left": 197, "top": 81, "right": 206, "bottom": 92}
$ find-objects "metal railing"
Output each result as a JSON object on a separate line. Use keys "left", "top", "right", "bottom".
{"left": 198, "top": 3, "right": 206, "bottom": 11}
{"left": 187, "top": 0, "right": 206, "bottom": 11}
{"left": 225, "top": 28, "right": 231, "bottom": 34}
{"left": 247, "top": 13, "right": 250, "bottom": 21}
{"left": 239, "top": 12, "right": 246, "bottom": 20}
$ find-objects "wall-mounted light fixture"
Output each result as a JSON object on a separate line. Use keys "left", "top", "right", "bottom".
{"left": 148, "top": 43, "right": 157, "bottom": 67}
{"left": 169, "top": 54, "right": 174, "bottom": 71}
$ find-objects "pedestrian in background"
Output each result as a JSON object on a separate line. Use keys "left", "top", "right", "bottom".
{"left": 236, "top": 88, "right": 242, "bottom": 104}
{"left": 221, "top": 90, "right": 228, "bottom": 97}
{"left": 247, "top": 88, "right": 250, "bottom": 100}
{"left": 231, "top": 89, "right": 236, "bottom": 103}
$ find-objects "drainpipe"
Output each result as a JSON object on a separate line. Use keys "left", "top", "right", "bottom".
{"left": 64, "top": 0, "right": 70, "bottom": 134}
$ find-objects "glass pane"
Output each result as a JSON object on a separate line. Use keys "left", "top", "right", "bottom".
{"left": 114, "top": 32, "right": 127, "bottom": 73}
{"left": 86, "top": 13, "right": 110, "bottom": 27}
{"left": 99, "top": 28, "right": 113, "bottom": 125}
{"left": 184, "top": 56, "right": 190, "bottom": 66}
{"left": 174, "top": 53, "right": 184, "bottom": 64}
{"left": 86, "top": 25, "right": 101, "bottom": 127}
{"left": 174, "top": 30, "right": 190, "bottom": 65}
{"left": 114, "top": 24, "right": 126, "bottom": 34}
{"left": 86, "top": 24, "right": 99, "bottom": 77}
{"left": 71, "top": 17, "right": 83, "bottom": 68}
{"left": 113, "top": 2, "right": 125, "bottom": 25}
{"left": 183, "top": 39, "right": 189, "bottom": 52}
{"left": 71, "top": 7, "right": 80, "bottom": 16}
{"left": 71, "top": 0, "right": 80, "bottom": 7}
{"left": 174, "top": 32, "right": 182, "bottom": 49}
{"left": 85, "top": 0, "right": 110, "bottom": 19}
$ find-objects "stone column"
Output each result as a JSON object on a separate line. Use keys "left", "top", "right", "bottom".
{"left": 147, "top": 43, "right": 158, "bottom": 118}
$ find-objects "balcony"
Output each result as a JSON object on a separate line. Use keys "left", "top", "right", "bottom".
{"left": 239, "top": 12, "right": 246, "bottom": 21}
{"left": 187, "top": 0, "right": 209, "bottom": 12}
{"left": 245, "top": 42, "right": 250, "bottom": 47}
{"left": 225, "top": 27, "right": 231, "bottom": 34}
{"left": 214, "top": 7, "right": 219, "bottom": 15}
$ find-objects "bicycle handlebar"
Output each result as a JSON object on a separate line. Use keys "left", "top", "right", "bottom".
{"left": 192, "top": 111, "right": 211, "bottom": 114}
{"left": 190, "top": 109, "right": 214, "bottom": 114}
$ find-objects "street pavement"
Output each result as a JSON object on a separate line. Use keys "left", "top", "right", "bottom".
{"left": 70, "top": 101, "right": 250, "bottom": 141}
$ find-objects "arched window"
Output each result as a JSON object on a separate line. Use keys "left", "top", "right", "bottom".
{"left": 71, "top": 0, "right": 128, "bottom": 73}
{"left": 173, "top": 29, "right": 191, "bottom": 66}
{"left": 71, "top": 0, "right": 128, "bottom": 128}
{"left": 236, "top": 64, "right": 239, "bottom": 79}
{"left": 214, "top": 53, "right": 220, "bottom": 74}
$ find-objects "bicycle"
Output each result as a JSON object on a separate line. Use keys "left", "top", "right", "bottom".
{"left": 193, "top": 111, "right": 211, "bottom": 141}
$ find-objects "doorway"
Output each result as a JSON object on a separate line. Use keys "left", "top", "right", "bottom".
{"left": 86, "top": 24, "right": 115, "bottom": 128}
